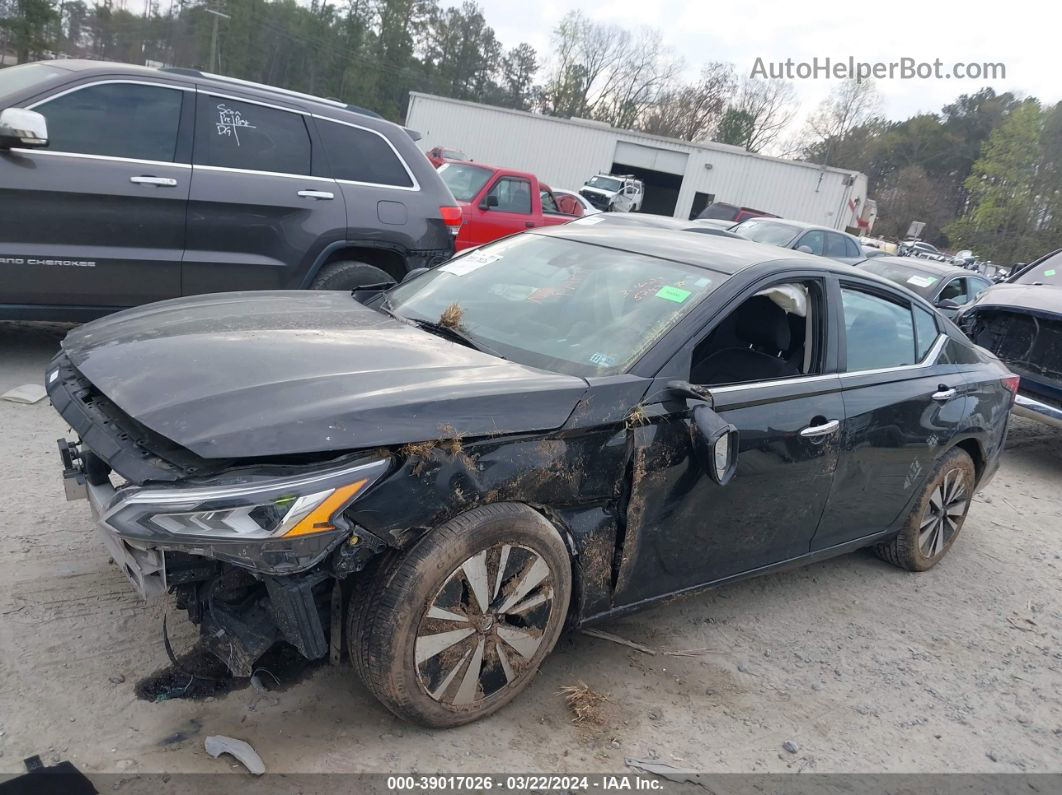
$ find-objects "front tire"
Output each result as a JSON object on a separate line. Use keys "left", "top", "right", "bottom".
{"left": 875, "top": 447, "right": 975, "bottom": 571}
{"left": 349, "top": 503, "right": 572, "bottom": 727}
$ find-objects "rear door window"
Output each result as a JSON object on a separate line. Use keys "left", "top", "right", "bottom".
{"left": 317, "top": 118, "right": 413, "bottom": 187}
{"left": 824, "top": 233, "right": 848, "bottom": 258}
{"left": 34, "top": 82, "right": 183, "bottom": 162}
{"left": 194, "top": 94, "right": 311, "bottom": 176}
{"left": 842, "top": 288, "right": 916, "bottom": 370}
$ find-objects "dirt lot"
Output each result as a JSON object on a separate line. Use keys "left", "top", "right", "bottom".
{"left": 1, "top": 319, "right": 1060, "bottom": 777}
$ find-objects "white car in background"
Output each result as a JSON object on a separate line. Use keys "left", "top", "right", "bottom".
{"left": 579, "top": 173, "right": 644, "bottom": 213}
{"left": 552, "top": 189, "right": 602, "bottom": 217}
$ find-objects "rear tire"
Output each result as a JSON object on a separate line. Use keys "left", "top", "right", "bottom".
{"left": 348, "top": 503, "right": 572, "bottom": 727}
{"left": 875, "top": 447, "right": 975, "bottom": 571}
{"left": 310, "top": 260, "right": 394, "bottom": 290}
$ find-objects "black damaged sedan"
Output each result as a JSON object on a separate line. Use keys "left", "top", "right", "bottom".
{"left": 48, "top": 225, "right": 1016, "bottom": 727}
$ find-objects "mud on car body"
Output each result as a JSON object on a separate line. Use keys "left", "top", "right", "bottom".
{"left": 49, "top": 225, "right": 1016, "bottom": 727}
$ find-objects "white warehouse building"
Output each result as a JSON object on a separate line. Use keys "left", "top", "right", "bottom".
{"left": 406, "top": 92, "right": 870, "bottom": 231}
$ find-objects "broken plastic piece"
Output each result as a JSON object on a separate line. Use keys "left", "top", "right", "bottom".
{"left": 1, "top": 383, "right": 47, "bottom": 404}
{"left": 204, "top": 735, "right": 266, "bottom": 776}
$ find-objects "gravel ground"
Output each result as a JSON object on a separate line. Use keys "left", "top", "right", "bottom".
{"left": 0, "top": 319, "right": 1060, "bottom": 777}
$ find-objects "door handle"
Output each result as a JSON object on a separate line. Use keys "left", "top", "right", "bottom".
{"left": 297, "top": 190, "right": 334, "bottom": 200}
{"left": 130, "top": 176, "right": 177, "bottom": 187}
{"left": 932, "top": 387, "right": 957, "bottom": 401}
{"left": 525, "top": 221, "right": 536, "bottom": 228}
{"left": 799, "top": 419, "right": 840, "bottom": 438}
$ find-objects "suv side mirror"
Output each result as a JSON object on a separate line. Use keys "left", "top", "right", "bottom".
{"left": 692, "top": 404, "right": 739, "bottom": 485}
{"left": 0, "top": 108, "right": 48, "bottom": 150}
{"left": 479, "top": 194, "right": 499, "bottom": 211}
{"left": 935, "top": 298, "right": 960, "bottom": 309}
{"left": 796, "top": 244, "right": 814, "bottom": 254}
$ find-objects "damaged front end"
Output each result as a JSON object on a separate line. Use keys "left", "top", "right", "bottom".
{"left": 50, "top": 357, "right": 393, "bottom": 677}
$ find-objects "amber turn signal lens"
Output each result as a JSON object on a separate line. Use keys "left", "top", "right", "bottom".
{"left": 283, "top": 479, "right": 368, "bottom": 537}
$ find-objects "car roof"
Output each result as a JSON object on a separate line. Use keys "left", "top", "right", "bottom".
{"left": 864, "top": 256, "right": 971, "bottom": 278}
{"left": 40, "top": 59, "right": 412, "bottom": 134}
{"left": 532, "top": 223, "right": 851, "bottom": 276}
{"left": 736, "top": 217, "right": 854, "bottom": 236}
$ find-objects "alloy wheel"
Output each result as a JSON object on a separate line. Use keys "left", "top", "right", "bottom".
{"left": 919, "top": 468, "right": 969, "bottom": 558}
{"left": 414, "top": 543, "right": 555, "bottom": 706}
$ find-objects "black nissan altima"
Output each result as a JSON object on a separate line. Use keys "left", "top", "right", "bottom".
{"left": 48, "top": 225, "right": 1016, "bottom": 727}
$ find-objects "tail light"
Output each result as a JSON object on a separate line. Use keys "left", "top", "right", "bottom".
{"left": 439, "top": 206, "right": 462, "bottom": 235}
{"left": 1002, "top": 374, "right": 1020, "bottom": 401}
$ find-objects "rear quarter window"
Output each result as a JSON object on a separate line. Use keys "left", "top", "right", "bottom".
{"left": 317, "top": 118, "right": 414, "bottom": 187}
{"left": 194, "top": 94, "right": 311, "bottom": 176}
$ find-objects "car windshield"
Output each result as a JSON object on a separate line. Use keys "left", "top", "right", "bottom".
{"left": 0, "top": 62, "right": 66, "bottom": 98}
{"left": 586, "top": 176, "right": 622, "bottom": 192}
{"left": 437, "top": 162, "right": 492, "bottom": 202}
{"left": 386, "top": 234, "right": 722, "bottom": 377}
{"left": 1013, "top": 251, "right": 1062, "bottom": 286}
{"left": 732, "top": 220, "right": 801, "bottom": 247}
{"left": 860, "top": 260, "right": 941, "bottom": 298}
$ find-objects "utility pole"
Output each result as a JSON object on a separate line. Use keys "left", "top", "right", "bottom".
{"left": 204, "top": 7, "right": 230, "bottom": 73}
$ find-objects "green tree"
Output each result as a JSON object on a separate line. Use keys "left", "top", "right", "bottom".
{"left": 947, "top": 100, "right": 1047, "bottom": 262}
{"left": 715, "top": 107, "right": 756, "bottom": 149}
{"left": 1, "top": 0, "right": 58, "bottom": 62}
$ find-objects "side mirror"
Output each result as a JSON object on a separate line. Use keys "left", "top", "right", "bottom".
{"left": 479, "top": 194, "right": 499, "bottom": 211}
{"left": 796, "top": 244, "right": 814, "bottom": 254}
{"left": 692, "top": 404, "right": 739, "bottom": 485}
{"left": 936, "top": 298, "right": 960, "bottom": 309}
{"left": 666, "top": 379, "right": 713, "bottom": 405}
{"left": 0, "top": 108, "right": 48, "bottom": 150}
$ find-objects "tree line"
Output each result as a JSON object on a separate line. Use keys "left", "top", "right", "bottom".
{"left": 2, "top": 0, "right": 1060, "bottom": 262}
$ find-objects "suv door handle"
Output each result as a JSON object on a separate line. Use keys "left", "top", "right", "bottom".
{"left": 932, "top": 387, "right": 957, "bottom": 401}
{"left": 799, "top": 419, "right": 840, "bottom": 438}
{"left": 130, "top": 176, "right": 177, "bottom": 187}
{"left": 525, "top": 221, "right": 536, "bottom": 228}
{"left": 297, "top": 190, "right": 334, "bottom": 200}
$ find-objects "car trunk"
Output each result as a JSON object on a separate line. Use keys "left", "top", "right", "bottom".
{"left": 968, "top": 307, "right": 1062, "bottom": 403}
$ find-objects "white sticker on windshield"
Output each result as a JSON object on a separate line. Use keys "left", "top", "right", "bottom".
{"left": 441, "top": 250, "right": 500, "bottom": 276}
{"left": 907, "top": 275, "right": 938, "bottom": 288}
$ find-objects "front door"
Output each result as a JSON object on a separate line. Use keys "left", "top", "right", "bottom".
{"left": 812, "top": 284, "right": 970, "bottom": 551}
{"left": 612, "top": 277, "right": 844, "bottom": 607}
{"left": 468, "top": 176, "right": 534, "bottom": 246}
{"left": 0, "top": 80, "right": 189, "bottom": 310}
{"left": 183, "top": 91, "right": 347, "bottom": 295}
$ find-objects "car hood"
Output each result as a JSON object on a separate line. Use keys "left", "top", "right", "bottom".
{"left": 963, "top": 282, "right": 1062, "bottom": 318}
{"left": 59, "top": 291, "right": 588, "bottom": 459}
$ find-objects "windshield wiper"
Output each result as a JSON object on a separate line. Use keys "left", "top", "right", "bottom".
{"left": 408, "top": 317, "right": 506, "bottom": 360}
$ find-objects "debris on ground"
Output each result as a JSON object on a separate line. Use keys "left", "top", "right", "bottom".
{"left": 582, "top": 628, "right": 655, "bottom": 655}
{"left": 439, "top": 303, "right": 464, "bottom": 329}
{"left": 0, "top": 384, "right": 46, "bottom": 404}
{"left": 663, "top": 647, "right": 721, "bottom": 657}
{"left": 783, "top": 740, "right": 799, "bottom": 753}
{"left": 625, "top": 757, "right": 704, "bottom": 786}
{"left": 559, "top": 682, "right": 608, "bottom": 725}
{"left": 205, "top": 735, "right": 266, "bottom": 776}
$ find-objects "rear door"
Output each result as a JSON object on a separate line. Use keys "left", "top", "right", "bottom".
{"left": 0, "top": 79, "right": 189, "bottom": 310}
{"left": 812, "top": 281, "right": 971, "bottom": 551}
{"left": 183, "top": 91, "right": 347, "bottom": 294}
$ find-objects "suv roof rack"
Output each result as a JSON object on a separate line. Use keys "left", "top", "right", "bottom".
{"left": 160, "top": 67, "right": 350, "bottom": 110}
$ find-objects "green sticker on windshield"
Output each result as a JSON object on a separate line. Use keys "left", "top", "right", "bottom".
{"left": 1045, "top": 269, "right": 1056, "bottom": 277}
{"left": 656, "top": 285, "right": 691, "bottom": 303}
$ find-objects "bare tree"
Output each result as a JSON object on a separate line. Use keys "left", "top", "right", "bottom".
{"left": 638, "top": 62, "right": 735, "bottom": 141}
{"left": 801, "top": 79, "right": 882, "bottom": 164}
{"left": 590, "top": 28, "right": 682, "bottom": 128}
{"left": 721, "top": 76, "right": 797, "bottom": 153}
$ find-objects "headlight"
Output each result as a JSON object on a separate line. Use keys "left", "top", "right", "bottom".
{"left": 103, "top": 457, "right": 389, "bottom": 543}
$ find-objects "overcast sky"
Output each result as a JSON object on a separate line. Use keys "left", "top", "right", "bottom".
{"left": 475, "top": 0, "right": 1057, "bottom": 131}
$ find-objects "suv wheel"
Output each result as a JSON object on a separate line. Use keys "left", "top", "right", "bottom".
{"left": 349, "top": 503, "right": 572, "bottom": 727}
{"left": 875, "top": 447, "right": 975, "bottom": 571}
{"left": 310, "top": 261, "right": 394, "bottom": 290}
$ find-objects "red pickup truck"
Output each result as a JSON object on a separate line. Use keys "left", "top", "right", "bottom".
{"left": 437, "top": 162, "right": 574, "bottom": 251}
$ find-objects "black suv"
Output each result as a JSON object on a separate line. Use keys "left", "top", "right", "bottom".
{"left": 0, "top": 60, "right": 459, "bottom": 321}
